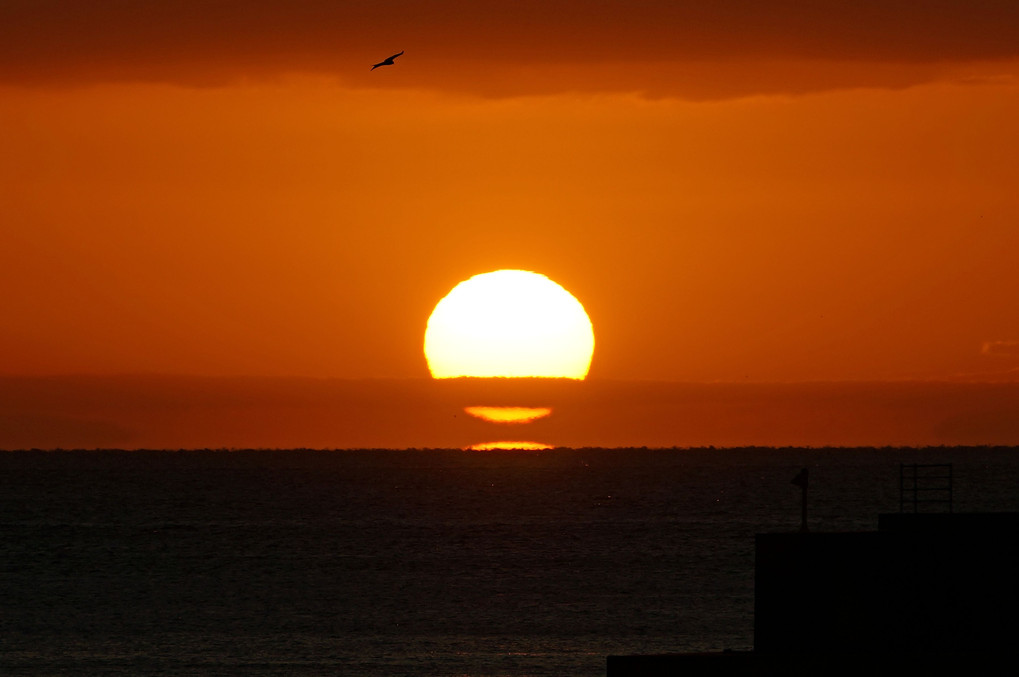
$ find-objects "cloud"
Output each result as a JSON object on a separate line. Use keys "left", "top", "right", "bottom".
{"left": 949, "top": 367, "right": 1019, "bottom": 384}
{"left": 3, "top": 1, "right": 1019, "bottom": 97}
{"left": 5, "top": 376, "right": 1019, "bottom": 449}
{"left": 0, "top": 414, "right": 134, "bottom": 449}
{"left": 983, "top": 340, "right": 1019, "bottom": 358}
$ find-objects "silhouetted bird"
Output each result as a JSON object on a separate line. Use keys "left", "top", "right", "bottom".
{"left": 371, "top": 51, "right": 404, "bottom": 71}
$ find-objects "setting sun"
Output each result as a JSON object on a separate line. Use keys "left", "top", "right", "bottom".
{"left": 424, "top": 270, "right": 595, "bottom": 379}
{"left": 6, "top": 2, "right": 1019, "bottom": 674}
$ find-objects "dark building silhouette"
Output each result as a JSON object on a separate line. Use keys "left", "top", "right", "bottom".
{"left": 609, "top": 468, "right": 1018, "bottom": 675}
{"left": 755, "top": 513, "right": 1019, "bottom": 658}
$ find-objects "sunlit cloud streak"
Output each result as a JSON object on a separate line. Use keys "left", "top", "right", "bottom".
{"left": 982, "top": 340, "right": 1019, "bottom": 358}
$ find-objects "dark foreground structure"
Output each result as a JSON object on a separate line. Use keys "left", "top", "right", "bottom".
{"left": 609, "top": 507, "right": 1019, "bottom": 676}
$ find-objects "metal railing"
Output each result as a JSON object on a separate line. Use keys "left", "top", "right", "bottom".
{"left": 899, "top": 463, "right": 953, "bottom": 513}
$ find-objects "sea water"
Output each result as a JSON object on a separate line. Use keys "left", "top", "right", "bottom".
{"left": 2, "top": 447, "right": 1017, "bottom": 675}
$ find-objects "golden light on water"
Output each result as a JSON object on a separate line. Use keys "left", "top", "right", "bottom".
{"left": 468, "top": 441, "right": 555, "bottom": 451}
{"left": 424, "top": 270, "right": 594, "bottom": 379}
{"left": 464, "top": 406, "right": 553, "bottom": 424}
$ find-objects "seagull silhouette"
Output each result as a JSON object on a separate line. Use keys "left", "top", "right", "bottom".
{"left": 371, "top": 51, "right": 404, "bottom": 71}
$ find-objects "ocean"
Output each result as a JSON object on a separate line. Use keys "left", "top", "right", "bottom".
{"left": 2, "top": 447, "right": 1017, "bottom": 675}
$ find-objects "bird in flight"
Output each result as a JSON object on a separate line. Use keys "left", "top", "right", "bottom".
{"left": 371, "top": 51, "right": 404, "bottom": 71}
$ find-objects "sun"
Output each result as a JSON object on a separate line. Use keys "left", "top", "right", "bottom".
{"left": 424, "top": 270, "right": 595, "bottom": 379}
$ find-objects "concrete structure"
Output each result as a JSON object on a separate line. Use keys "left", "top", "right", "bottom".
{"left": 609, "top": 512, "right": 1019, "bottom": 676}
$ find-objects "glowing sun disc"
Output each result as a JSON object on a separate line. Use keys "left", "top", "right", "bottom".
{"left": 424, "top": 270, "right": 595, "bottom": 379}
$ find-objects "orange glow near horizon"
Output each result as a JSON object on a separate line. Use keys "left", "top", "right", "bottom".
{"left": 468, "top": 441, "right": 555, "bottom": 451}
{"left": 464, "top": 406, "right": 553, "bottom": 424}
{"left": 3, "top": 4, "right": 1019, "bottom": 449}
{"left": 3, "top": 80, "right": 1019, "bottom": 384}
{"left": 3, "top": 4, "right": 1019, "bottom": 395}
{"left": 424, "top": 270, "right": 595, "bottom": 379}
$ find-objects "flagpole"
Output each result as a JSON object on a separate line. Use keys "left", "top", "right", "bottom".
{"left": 792, "top": 468, "right": 808, "bottom": 532}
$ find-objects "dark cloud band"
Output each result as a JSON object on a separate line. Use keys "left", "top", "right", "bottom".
{"left": 2, "top": 1, "right": 1018, "bottom": 96}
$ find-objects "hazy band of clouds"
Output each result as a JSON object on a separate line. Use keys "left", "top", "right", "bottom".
{"left": 5, "top": 376, "right": 1019, "bottom": 448}
{"left": 3, "top": 1, "right": 1019, "bottom": 97}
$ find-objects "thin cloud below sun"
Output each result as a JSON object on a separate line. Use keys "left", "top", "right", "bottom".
{"left": 982, "top": 340, "right": 1019, "bottom": 358}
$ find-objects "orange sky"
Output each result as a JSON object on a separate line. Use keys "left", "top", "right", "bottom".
{"left": 3, "top": 1, "right": 1019, "bottom": 391}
